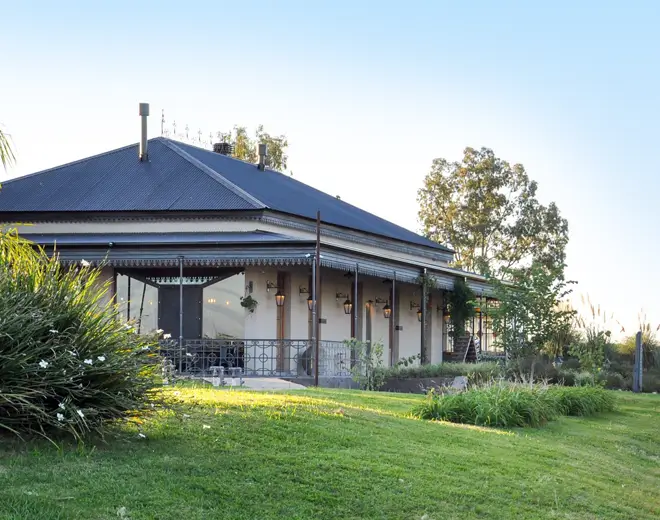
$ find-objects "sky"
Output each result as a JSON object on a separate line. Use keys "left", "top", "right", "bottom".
{"left": 1, "top": 0, "right": 658, "bottom": 338}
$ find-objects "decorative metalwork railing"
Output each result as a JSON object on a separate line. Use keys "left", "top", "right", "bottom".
{"left": 158, "top": 338, "right": 354, "bottom": 379}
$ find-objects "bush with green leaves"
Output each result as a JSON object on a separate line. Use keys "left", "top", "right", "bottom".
{"left": 412, "top": 382, "right": 615, "bottom": 428}
{"left": 346, "top": 339, "right": 386, "bottom": 390}
{"left": 379, "top": 361, "right": 502, "bottom": 386}
{"left": 0, "top": 231, "right": 157, "bottom": 440}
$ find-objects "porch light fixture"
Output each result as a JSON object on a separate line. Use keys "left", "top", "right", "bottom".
{"left": 307, "top": 295, "right": 314, "bottom": 311}
{"left": 443, "top": 308, "right": 450, "bottom": 324}
{"left": 275, "top": 290, "right": 285, "bottom": 307}
{"left": 417, "top": 309, "right": 423, "bottom": 322}
{"left": 382, "top": 302, "right": 391, "bottom": 319}
{"left": 343, "top": 299, "right": 353, "bottom": 315}
{"left": 474, "top": 306, "right": 481, "bottom": 313}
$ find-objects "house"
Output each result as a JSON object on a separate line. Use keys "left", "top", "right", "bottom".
{"left": 0, "top": 104, "right": 493, "bottom": 382}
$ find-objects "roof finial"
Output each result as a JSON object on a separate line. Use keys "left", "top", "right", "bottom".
{"left": 161, "top": 109, "right": 165, "bottom": 136}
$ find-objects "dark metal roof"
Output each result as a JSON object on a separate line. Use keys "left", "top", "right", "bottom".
{"left": 0, "top": 137, "right": 448, "bottom": 251}
{"left": 0, "top": 140, "right": 260, "bottom": 212}
{"left": 21, "top": 231, "right": 310, "bottom": 246}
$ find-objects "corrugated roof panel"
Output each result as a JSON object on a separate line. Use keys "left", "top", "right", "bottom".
{"left": 0, "top": 141, "right": 260, "bottom": 212}
{"left": 171, "top": 140, "right": 447, "bottom": 251}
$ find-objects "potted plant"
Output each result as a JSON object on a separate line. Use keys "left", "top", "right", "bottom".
{"left": 240, "top": 295, "right": 258, "bottom": 313}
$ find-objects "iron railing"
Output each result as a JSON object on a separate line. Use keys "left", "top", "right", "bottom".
{"left": 158, "top": 338, "right": 354, "bottom": 379}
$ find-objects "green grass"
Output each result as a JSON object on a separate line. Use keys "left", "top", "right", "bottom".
{"left": 0, "top": 386, "right": 658, "bottom": 520}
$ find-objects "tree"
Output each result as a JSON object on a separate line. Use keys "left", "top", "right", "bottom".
{"left": 0, "top": 126, "right": 15, "bottom": 170}
{"left": 216, "top": 125, "right": 288, "bottom": 171}
{"left": 417, "top": 147, "right": 568, "bottom": 279}
{"left": 490, "top": 261, "right": 575, "bottom": 376}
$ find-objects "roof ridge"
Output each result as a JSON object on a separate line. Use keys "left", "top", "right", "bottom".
{"left": 159, "top": 138, "right": 265, "bottom": 210}
{"left": 2, "top": 142, "right": 138, "bottom": 186}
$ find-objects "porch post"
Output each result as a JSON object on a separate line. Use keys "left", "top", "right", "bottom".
{"left": 178, "top": 256, "right": 184, "bottom": 373}
{"left": 421, "top": 268, "right": 427, "bottom": 364}
{"left": 311, "top": 258, "right": 317, "bottom": 382}
{"left": 127, "top": 276, "right": 131, "bottom": 321}
{"left": 391, "top": 271, "right": 396, "bottom": 366}
{"left": 313, "top": 210, "right": 321, "bottom": 386}
{"left": 353, "top": 263, "right": 358, "bottom": 338}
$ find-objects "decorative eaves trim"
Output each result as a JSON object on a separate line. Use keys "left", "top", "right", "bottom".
{"left": 260, "top": 213, "right": 454, "bottom": 263}
{"left": 160, "top": 139, "right": 266, "bottom": 209}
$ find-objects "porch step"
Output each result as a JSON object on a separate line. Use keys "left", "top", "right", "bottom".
{"left": 451, "top": 335, "right": 479, "bottom": 363}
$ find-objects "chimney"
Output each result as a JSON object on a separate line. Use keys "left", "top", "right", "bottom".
{"left": 138, "top": 103, "right": 149, "bottom": 161}
{"left": 257, "top": 143, "right": 268, "bottom": 170}
{"left": 213, "top": 142, "right": 234, "bottom": 155}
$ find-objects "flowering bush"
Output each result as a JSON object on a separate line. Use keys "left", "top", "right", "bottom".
{"left": 0, "top": 231, "right": 157, "bottom": 440}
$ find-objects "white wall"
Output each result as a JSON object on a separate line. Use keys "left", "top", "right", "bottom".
{"left": 318, "top": 269, "right": 353, "bottom": 342}
{"left": 398, "top": 283, "right": 422, "bottom": 362}
{"left": 430, "top": 290, "right": 445, "bottom": 364}
{"left": 243, "top": 267, "right": 279, "bottom": 340}
{"left": 288, "top": 268, "right": 311, "bottom": 340}
{"left": 361, "top": 276, "right": 391, "bottom": 366}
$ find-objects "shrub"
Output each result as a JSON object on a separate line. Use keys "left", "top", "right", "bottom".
{"left": 547, "top": 386, "right": 615, "bottom": 416}
{"left": 379, "top": 361, "right": 502, "bottom": 385}
{"left": 412, "top": 383, "right": 615, "bottom": 428}
{"left": 0, "top": 231, "right": 157, "bottom": 440}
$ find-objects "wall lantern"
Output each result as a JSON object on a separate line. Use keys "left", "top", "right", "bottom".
{"left": 443, "top": 311, "right": 450, "bottom": 324}
{"left": 417, "top": 309, "right": 423, "bottom": 322}
{"left": 343, "top": 299, "right": 353, "bottom": 315}
{"left": 275, "top": 290, "right": 285, "bottom": 307}
{"left": 307, "top": 296, "right": 314, "bottom": 312}
{"left": 474, "top": 306, "right": 481, "bottom": 313}
{"left": 382, "top": 302, "right": 392, "bottom": 319}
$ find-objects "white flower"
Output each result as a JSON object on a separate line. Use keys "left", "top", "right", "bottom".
{"left": 38, "top": 360, "right": 49, "bottom": 369}
{"left": 97, "top": 355, "right": 106, "bottom": 362}
{"left": 68, "top": 350, "right": 77, "bottom": 357}
{"left": 84, "top": 358, "right": 93, "bottom": 365}
{"left": 155, "top": 329, "right": 164, "bottom": 334}
{"left": 77, "top": 409, "right": 84, "bottom": 418}
{"left": 183, "top": 414, "right": 191, "bottom": 419}
{"left": 49, "top": 329, "right": 58, "bottom": 334}
{"left": 141, "top": 346, "right": 150, "bottom": 351}
{"left": 202, "top": 424, "right": 211, "bottom": 429}
{"left": 163, "top": 333, "right": 171, "bottom": 339}
{"left": 58, "top": 402, "right": 65, "bottom": 410}
{"left": 56, "top": 413, "right": 64, "bottom": 422}
{"left": 81, "top": 259, "right": 90, "bottom": 267}
{"left": 138, "top": 433, "right": 146, "bottom": 439}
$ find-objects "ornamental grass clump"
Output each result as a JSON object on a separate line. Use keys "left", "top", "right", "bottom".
{"left": 412, "top": 383, "right": 615, "bottom": 428}
{"left": 0, "top": 231, "right": 158, "bottom": 440}
{"left": 547, "top": 386, "right": 615, "bottom": 416}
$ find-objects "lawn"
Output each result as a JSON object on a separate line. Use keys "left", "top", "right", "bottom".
{"left": 0, "top": 386, "right": 659, "bottom": 520}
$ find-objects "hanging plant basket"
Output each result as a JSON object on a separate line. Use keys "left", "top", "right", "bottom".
{"left": 240, "top": 295, "right": 259, "bottom": 313}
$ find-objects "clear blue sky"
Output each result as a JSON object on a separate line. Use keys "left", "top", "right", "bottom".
{"left": 1, "top": 0, "right": 658, "bottom": 337}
